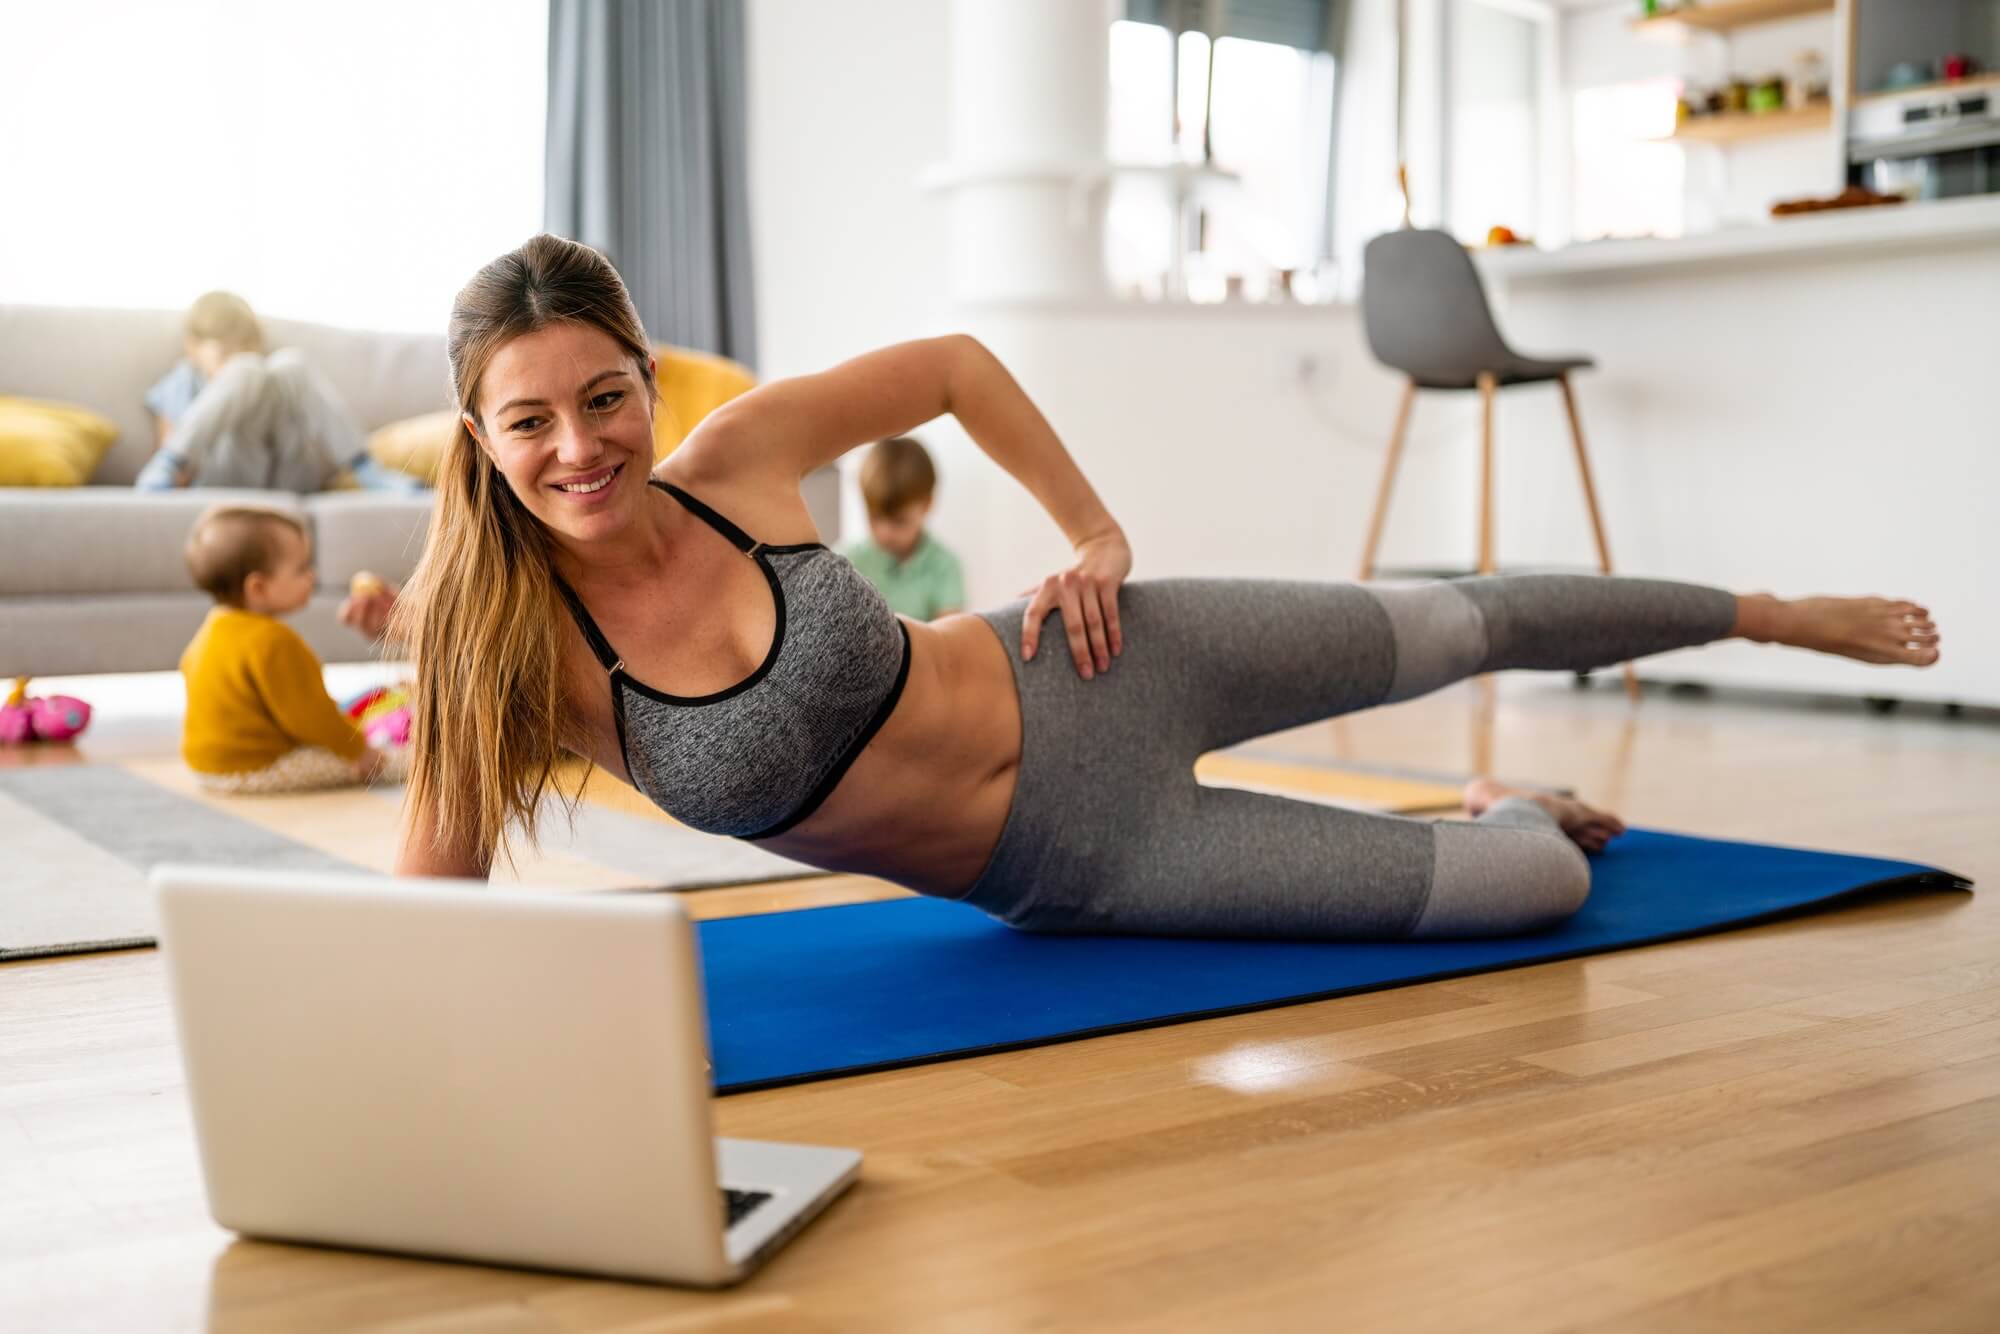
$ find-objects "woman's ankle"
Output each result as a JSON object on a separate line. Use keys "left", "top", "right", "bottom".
{"left": 1731, "top": 592, "right": 1785, "bottom": 644}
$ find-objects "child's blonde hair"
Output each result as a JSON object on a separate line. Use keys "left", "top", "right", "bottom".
{"left": 184, "top": 291, "right": 266, "bottom": 356}
{"left": 184, "top": 505, "right": 305, "bottom": 607}
{"left": 858, "top": 436, "right": 937, "bottom": 519}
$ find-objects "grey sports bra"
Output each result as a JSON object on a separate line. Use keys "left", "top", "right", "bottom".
{"left": 555, "top": 478, "right": 911, "bottom": 840}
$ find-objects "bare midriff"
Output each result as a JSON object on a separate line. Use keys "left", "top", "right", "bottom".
{"left": 748, "top": 611, "right": 1022, "bottom": 898}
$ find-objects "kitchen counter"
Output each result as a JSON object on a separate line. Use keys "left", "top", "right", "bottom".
{"left": 1474, "top": 193, "right": 2000, "bottom": 282}
{"left": 1462, "top": 198, "right": 1999, "bottom": 705}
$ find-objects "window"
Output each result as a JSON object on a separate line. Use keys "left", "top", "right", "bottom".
{"left": 1106, "top": 11, "right": 1338, "bottom": 301}
{"left": 0, "top": 0, "right": 547, "bottom": 332}
{"left": 1570, "top": 79, "right": 1685, "bottom": 241}
{"left": 1445, "top": 0, "right": 1548, "bottom": 245}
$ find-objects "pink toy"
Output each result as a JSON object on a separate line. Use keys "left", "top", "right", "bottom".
{"left": 0, "top": 678, "right": 92, "bottom": 745}
{"left": 0, "top": 703, "right": 31, "bottom": 745}
{"left": 29, "top": 695, "right": 92, "bottom": 742}
{"left": 341, "top": 682, "right": 413, "bottom": 749}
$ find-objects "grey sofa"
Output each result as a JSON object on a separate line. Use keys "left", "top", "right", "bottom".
{"left": 0, "top": 304, "right": 836, "bottom": 678}
{"left": 1, "top": 304, "right": 448, "bottom": 677}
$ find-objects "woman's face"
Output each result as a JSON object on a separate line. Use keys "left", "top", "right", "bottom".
{"left": 469, "top": 322, "right": 656, "bottom": 547}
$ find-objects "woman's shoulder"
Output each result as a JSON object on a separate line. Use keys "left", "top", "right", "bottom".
{"left": 653, "top": 438, "right": 822, "bottom": 548}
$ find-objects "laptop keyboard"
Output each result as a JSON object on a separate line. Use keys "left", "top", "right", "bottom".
{"left": 723, "top": 1187, "right": 773, "bottom": 1228}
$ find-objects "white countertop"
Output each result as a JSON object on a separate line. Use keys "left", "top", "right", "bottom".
{"left": 1475, "top": 194, "right": 2000, "bottom": 282}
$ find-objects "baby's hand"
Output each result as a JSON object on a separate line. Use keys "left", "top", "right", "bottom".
{"left": 339, "top": 572, "right": 398, "bottom": 641}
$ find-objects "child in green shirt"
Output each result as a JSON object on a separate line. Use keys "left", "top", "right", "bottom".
{"left": 841, "top": 436, "right": 965, "bottom": 621}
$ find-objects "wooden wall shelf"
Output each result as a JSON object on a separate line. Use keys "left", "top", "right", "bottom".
{"left": 1633, "top": 0, "right": 1833, "bottom": 39}
{"left": 1668, "top": 102, "right": 1833, "bottom": 143}
{"left": 1853, "top": 72, "right": 2000, "bottom": 105}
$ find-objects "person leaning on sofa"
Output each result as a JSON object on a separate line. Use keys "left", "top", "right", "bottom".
{"left": 136, "top": 291, "right": 421, "bottom": 494}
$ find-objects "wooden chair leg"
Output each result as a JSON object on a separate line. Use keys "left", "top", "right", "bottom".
{"left": 1557, "top": 373, "right": 1640, "bottom": 703}
{"left": 1358, "top": 378, "right": 1418, "bottom": 581}
{"left": 1476, "top": 372, "right": 1497, "bottom": 576}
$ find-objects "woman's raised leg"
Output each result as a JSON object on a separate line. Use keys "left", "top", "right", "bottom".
{"left": 1111, "top": 575, "right": 1739, "bottom": 757}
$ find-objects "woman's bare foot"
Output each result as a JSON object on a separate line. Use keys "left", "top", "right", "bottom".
{"left": 1463, "top": 777, "right": 1627, "bottom": 854}
{"left": 1734, "top": 593, "right": 1940, "bottom": 666}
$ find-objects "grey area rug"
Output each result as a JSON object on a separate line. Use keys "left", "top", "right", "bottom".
{"left": 1, "top": 766, "right": 823, "bottom": 962}
{"left": 0, "top": 766, "right": 359, "bottom": 961}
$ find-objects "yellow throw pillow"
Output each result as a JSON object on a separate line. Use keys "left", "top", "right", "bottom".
{"left": 0, "top": 397, "right": 120, "bottom": 486}
{"left": 367, "top": 409, "right": 459, "bottom": 485}
{"left": 653, "top": 345, "right": 756, "bottom": 461}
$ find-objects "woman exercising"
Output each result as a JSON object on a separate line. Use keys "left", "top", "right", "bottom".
{"left": 375, "top": 235, "right": 1940, "bottom": 939}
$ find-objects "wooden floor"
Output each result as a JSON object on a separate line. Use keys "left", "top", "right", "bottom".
{"left": 4, "top": 674, "right": 1997, "bottom": 1331}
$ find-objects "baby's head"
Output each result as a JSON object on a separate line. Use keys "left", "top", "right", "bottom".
{"left": 859, "top": 435, "right": 937, "bottom": 560}
{"left": 183, "top": 290, "right": 266, "bottom": 379}
{"left": 185, "top": 506, "right": 315, "bottom": 616}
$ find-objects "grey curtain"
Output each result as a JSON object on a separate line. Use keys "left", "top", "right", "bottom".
{"left": 545, "top": 0, "right": 757, "bottom": 366}
{"left": 1126, "top": 0, "right": 1336, "bottom": 52}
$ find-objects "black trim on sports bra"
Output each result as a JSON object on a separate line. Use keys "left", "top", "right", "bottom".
{"left": 549, "top": 476, "right": 906, "bottom": 841}
{"left": 651, "top": 478, "right": 757, "bottom": 551}
{"left": 553, "top": 576, "right": 621, "bottom": 672}
{"left": 740, "top": 619, "right": 913, "bottom": 841}
{"left": 649, "top": 478, "right": 826, "bottom": 556}
{"left": 620, "top": 553, "right": 787, "bottom": 708}
{"left": 552, "top": 478, "right": 826, "bottom": 705}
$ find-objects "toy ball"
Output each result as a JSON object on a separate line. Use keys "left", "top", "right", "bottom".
{"left": 29, "top": 695, "right": 92, "bottom": 742}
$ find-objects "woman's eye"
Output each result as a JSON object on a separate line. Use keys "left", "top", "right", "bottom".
{"left": 589, "top": 391, "right": 624, "bottom": 411}
{"left": 508, "top": 416, "right": 544, "bottom": 433}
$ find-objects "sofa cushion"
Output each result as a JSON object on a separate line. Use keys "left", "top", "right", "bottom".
{"left": 304, "top": 493, "right": 434, "bottom": 591}
{"left": 0, "top": 488, "right": 302, "bottom": 596}
{"left": 0, "top": 592, "right": 392, "bottom": 677}
{"left": 367, "top": 409, "right": 459, "bottom": 484}
{"left": 653, "top": 344, "right": 757, "bottom": 459}
{"left": 0, "top": 397, "right": 120, "bottom": 486}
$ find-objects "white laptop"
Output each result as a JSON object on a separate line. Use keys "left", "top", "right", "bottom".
{"left": 153, "top": 865, "right": 860, "bottom": 1287}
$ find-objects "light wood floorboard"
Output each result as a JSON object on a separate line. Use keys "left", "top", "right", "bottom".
{"left": 2, "top": 675, "right": 1995, "bottom": 1331}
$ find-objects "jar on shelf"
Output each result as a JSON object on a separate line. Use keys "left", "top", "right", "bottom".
{"left": 1792, "top": 49, "right": 1828, "bottom": 108}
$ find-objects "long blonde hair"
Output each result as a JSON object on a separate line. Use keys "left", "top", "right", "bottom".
{"left": 394, "top": 235, "right": 655, "bottom": 861}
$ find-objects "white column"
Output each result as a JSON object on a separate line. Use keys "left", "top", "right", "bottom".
{"left": 929, "top": 0, "right": 1113, "bottom": 303}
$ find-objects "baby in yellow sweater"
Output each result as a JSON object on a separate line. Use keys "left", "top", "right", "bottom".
{"left": 179, "top": 505, "right": 394, "bottom": 793}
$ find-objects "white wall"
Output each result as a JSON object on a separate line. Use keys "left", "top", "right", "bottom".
{"left": 1561, "top": 2, "right": 1842, "bottom": 228}
{"left": 746, "top": 0, "right": 1478, "bottom": 602}
{"left": 920, "top": 304, "right": 1477, "bottom": 608}
{"left": 746, "top": 0, "right": 954, "bottom": 382}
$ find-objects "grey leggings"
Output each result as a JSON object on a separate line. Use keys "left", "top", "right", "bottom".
{"left": 959, "top": 574, "right": 1739, "bottom": 940}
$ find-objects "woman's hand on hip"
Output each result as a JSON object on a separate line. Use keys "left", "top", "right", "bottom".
{"left": 1019, "top": 530, "right": 1131, "bottom": 679}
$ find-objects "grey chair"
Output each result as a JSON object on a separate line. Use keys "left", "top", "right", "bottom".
{"left": 1359, "top": 228, "right": 1635, "bottom": 698}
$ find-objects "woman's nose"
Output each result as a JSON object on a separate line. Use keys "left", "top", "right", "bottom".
{"left": 553, "top": 416, "right": 602, "bottom": 465}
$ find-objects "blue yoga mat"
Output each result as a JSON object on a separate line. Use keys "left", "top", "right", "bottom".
{"left": 697, "top": 828, "right": 1968, "bottom": 1094}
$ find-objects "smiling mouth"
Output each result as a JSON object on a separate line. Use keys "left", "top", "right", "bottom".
{"left": 553, "top": 463, "right": 623, "bottom": 495}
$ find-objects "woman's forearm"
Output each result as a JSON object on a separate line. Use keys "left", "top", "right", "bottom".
{"left": 944, "top": 336, "right": 1122, "bottom": 548}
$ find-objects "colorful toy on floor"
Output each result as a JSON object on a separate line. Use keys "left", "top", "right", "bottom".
{"left": 342, "top": 682, "right": 414, "bottom": 748}
{"left": 0, "top": 677, "right": 93, "bottom": 744}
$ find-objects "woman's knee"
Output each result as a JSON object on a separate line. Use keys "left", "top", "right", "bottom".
{"left": 1409, "top": 822, "right": 1590, "bottom": 938}
{"left": 1362, "top": 582, "right": 1489, "bottom": 703}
